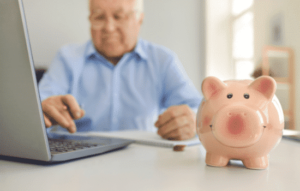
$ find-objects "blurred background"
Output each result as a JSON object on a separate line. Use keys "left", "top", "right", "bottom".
{"left": 23, "top": 0, "right": 300, "bottom": 130}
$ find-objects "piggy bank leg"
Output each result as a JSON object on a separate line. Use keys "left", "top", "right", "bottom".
{"left": 206, "top": 153, "right": 229, "bottom": 167}
{"left": 242, "top": 156, "right": 268, "bottom": 169}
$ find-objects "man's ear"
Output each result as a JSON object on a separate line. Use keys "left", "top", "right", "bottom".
{"left": 202, "top": 76, "right": 226, "bottom": 100}
{"left": 139, "top": 12, "right": 144, "bottom": 24}
{"left": 248, "top": 76, "right": 276, "bottom": 100}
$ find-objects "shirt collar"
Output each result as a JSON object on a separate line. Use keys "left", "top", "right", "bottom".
{"left": 85, "top": 40, "right": 98, "bottom": 59}
{"left": 132, "top": 39, "right": 148, "bottom": 60}
{"left": 85, "top": 39, "right": 148, "bottom": 61}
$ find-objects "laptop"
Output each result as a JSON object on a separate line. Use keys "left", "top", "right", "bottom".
{"left": 0, "top": 0, "right": 133, "bottom": 162}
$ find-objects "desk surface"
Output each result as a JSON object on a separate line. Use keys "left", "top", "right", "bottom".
{"left": 1, "top": 138, "right": 300, "bottom": 191}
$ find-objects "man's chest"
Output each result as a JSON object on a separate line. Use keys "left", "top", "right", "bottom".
{"left": 75, "top": 62, "right": 163, "bottom": 107}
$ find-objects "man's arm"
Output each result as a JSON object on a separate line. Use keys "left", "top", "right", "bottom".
{"left": 38, "top": 50, "right": 72, "bottom": 101}
{"left": 39, "top": 49, "right": 84, "bottom": 133}
{"left": 155, "top": 54, "right": 202, "bottom": 140}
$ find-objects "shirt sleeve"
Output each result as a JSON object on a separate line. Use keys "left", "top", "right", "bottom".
{"left": 38, "top": 49, "right": 72, "bottom": 101}
{"left": 160, "top": 54, "right": 203, "bottom": 112}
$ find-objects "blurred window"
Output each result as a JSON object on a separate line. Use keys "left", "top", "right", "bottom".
{"left": 231, "top": 0, "right": 254, "bottom": 79}
{"left": 232, "top": 0, "right": 253, "bottom": 16}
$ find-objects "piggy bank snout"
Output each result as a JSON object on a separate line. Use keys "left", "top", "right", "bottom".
{"left": 212, "top": 105, "right": 264, "bottom": 148}
{"left": 227, "top": 113, "right": 245, "bottom": 135}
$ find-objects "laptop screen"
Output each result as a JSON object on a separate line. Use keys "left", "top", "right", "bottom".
{"left": 0, "top": 0, "right": 51, "bottom": 161}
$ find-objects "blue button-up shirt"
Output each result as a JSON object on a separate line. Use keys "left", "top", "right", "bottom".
{"left": 39, "top": 39, "right": 202, "bottom": 132}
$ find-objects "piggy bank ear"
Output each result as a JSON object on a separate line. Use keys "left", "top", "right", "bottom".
{"left": 202, "top": 76, "right": 226, "bottom": 100}
{"left": 248, "top": 76, "right": 276, "bottom": 100}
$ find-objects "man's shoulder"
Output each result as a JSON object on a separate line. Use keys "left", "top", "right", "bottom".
{"left": 58, "top": 41, "right": 90, "bottom": 57}
{"left": 52, "top": 41, "right": 91, "bottom": 71}
{"left": 139, "top": 39, "right": 177, "bottom": 60}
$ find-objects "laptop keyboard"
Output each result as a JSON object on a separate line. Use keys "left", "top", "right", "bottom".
{"left": 48, "top": 138, "right": 103, "bottom": 153}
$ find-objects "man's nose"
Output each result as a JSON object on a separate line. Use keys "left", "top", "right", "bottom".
{"left": 103, "top": 17, "right": 117, "bottom": 32}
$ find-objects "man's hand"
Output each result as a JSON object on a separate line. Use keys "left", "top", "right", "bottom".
{"left": 41, "top": 94, "right": 85, "bottom": 133}
{"left": 154, "top": 105, "right": 196, "bottom": 140}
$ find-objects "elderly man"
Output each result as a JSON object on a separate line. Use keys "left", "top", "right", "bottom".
{"left": 39, "top": 0, "right": 202, "bottom": 140}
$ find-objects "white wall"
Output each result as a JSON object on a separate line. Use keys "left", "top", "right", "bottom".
{"left": 23, "top": 0, "right": 205, "bottom": 92}
{"left": 23, "top": 0, "right": 90, "bottom": 68}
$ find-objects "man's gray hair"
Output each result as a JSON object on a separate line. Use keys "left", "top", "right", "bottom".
{"left": 135, "top": 0, "right": 144, "bottom": 12}
{"left": 89, "top": 0, "right": 144, "bottom": 20}
{"left": 134, "top": 0, "right": 144, "bottom": 20}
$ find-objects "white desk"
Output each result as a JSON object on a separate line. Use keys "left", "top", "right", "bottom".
{"left": 1, "top": 138, "right": 300, "bottom": 191}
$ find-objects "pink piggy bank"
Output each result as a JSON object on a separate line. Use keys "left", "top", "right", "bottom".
{"left": 197, "top": 76, "right": 284, "bottom": 169}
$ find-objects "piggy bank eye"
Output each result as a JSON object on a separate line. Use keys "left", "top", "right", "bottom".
{"left": 244, "top": 93, "right": 250, "bottom": 99}
{"left": 227, "top": 93, "right": 233, "bottom": 99}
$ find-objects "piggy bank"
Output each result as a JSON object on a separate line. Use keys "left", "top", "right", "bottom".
{"left": 196, "top": 76, "right": 284, "bottom": 169}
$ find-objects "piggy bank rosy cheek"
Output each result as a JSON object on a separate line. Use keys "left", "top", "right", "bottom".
{"left": 197, "top": 76, "right": 284, "bottom": 170}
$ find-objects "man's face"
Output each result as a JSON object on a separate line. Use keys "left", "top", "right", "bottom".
{"left": 89, "top": 0, "right": 143, "bottom": 60}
